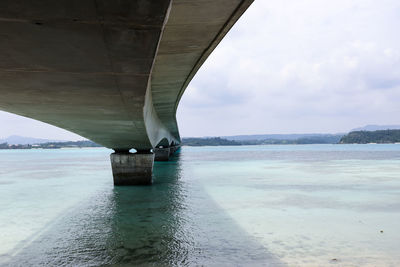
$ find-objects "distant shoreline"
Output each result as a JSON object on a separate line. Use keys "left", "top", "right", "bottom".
{"left": 0, "top": 140, "right": 101, "bottom": 150}
{"left": 1, "top": 143, "right": 400, "bottom": 150}
{"left": 1, "top": 129, "right": 400, "bottom": 149}
{"left": 339, "top": 129, "right": 400, "bottom": 144}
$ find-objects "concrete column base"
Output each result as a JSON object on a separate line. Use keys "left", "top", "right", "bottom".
{"left": 110, "top": 152, "right": 154, "bottom": 185}
{"left": 169, "top": 145, "right": 179, "bottom": 156}
{"left": 154, "top": 147, "right": 170, "bottom": 161}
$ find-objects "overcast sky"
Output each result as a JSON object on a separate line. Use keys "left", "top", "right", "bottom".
{"left": 1, "top": 0, "right": 400, "bottom": 140}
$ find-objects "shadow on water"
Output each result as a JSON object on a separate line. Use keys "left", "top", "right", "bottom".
{"left": 5, "top": 152, "right": 284, "bottom": 266}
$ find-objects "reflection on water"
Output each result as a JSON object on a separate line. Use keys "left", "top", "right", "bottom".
{"left": 2, "top": 152, "right": 281, "bottom": 266}
{"left": 1, "top": 145, "right": 400, "bottom": 266}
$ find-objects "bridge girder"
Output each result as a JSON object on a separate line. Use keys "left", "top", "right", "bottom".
{"left": 0, "top": 0, "right": 253, "bottom": 151}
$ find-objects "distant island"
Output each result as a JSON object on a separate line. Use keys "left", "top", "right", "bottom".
{"left": 182, "top": 134, "right": 343, "bottom": 146}
{"left": 340, "top": 129, "right": 400, "bottom": 144}
{"left": 0, "top": 135, "right": 65, "bottom": 145}
{"left": 182, "top": 137, "right": 241, "bottom": 146}
{"left": 1, "top": 126, "right": 400, "bottom": 149}
{"left": 221, "top": 133, "right": 345, "bottom": 141}
{"left": 184, "top": 129, "right": 400, "bottom": 146}
{"left": 0, "top": 140, "right": 101, "bottom": 150}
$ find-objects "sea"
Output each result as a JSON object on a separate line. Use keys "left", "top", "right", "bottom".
{"left": 0, "top": 144, "right": 399, "bottom": 266}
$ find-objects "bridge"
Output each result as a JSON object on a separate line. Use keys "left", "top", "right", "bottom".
{"left": 0, "top": 0, "right": 253, "bottom": 185}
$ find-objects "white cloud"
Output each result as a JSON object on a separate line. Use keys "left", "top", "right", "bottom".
{"left": 178, "top": 0, "right": 400, "bottom": 136}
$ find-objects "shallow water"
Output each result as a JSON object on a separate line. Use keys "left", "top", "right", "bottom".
{"left": 0, "top": 145, "right": 399, "bottom": 266}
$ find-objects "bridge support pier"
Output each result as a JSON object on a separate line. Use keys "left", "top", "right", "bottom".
{"left": 110, "top": 150, "right": 154, "bottom": 185}
{"left": 169, "top": 146, "right": 180, "bottom": 156}
{"left": 154, "top": 145, "right": 181, "bottom": 161}
{"left": 154, "top": 147, "right": 170, "bottom": 161}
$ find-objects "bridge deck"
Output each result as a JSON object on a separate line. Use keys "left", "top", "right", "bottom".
{"left": 0, "top": 0, "right": 253, "bottom": 151}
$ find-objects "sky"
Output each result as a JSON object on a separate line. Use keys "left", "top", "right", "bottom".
{"left": 1, "top": 0, "right": 400, "bottom": 140}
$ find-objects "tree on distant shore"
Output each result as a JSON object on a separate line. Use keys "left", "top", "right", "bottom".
{"left": 340, "top": 130, "right": 400, "bottom": 144}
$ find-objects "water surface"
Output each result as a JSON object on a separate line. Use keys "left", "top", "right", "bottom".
{"left": 0, "top": 145, "right": 399, "bottom": 266}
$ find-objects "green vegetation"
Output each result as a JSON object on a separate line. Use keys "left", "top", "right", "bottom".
{"left": 254, "top": 135, "right": 342, "bottom": 145}
{"left": 182, "top": 135, "right": 343, "bottom": 146}
{"left": 37, "top": 140, "right": 101, "bottom": 148}
{"left": 0, "top": 143, "right": 32, "bottom": 149}
{"left": 6, "top": 130, "right": 400, "bottom": 149}
{"left": 340, "top": 130, "right": 400, "bottom": 144}
{"left": 0, "top": 140, "right": 101, "bottom": 149}
{"left": 182, "top": 137, "right": 241, "bottom": 146}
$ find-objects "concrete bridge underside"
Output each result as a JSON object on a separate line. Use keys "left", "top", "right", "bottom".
{"left": 0, "top": 0, "right": 253, "bottom": 184}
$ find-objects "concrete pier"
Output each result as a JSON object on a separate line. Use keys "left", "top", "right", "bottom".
{"left": 110, "top": 151, "right": 154, "bottom": 185}
{"left": 154, "top": 147, "right": 170, "bottom": 161}
{"left": 169, "top": 146, "right": 180, "bottom": 156}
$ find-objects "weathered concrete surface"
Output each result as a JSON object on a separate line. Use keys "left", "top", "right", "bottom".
{"left": 151, "top": 0, "right": 254, "bottom": 141}
{"left": 0, "top": 0, "right": 253, "bottom": 152}
{"left": 154, "top": 147, "right": 170, "bottom": 161}
{"left": 111, "top": 152, "right": 154, "bottom": 185}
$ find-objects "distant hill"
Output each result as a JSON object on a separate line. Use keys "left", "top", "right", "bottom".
{"left": 182, "top": 134, "right": 344, "bottom": 146}
{"left": 222, "top": 133, "right": 344, "bottom": 141}
{"left": 340, "top": 130, "right": 400, "bottom": 144}
{"left": 0, "top": 135, "right": 67, "bottom": 145}
{"left": 351, "top": 125, "right": 400, "bottom": 131}
{"left": 182, "top": 137, "right": 241, "bottom": 146}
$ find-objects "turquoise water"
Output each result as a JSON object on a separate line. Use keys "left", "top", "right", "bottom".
{"left": 0, "top": 145, "right": 400, "bottom": 266}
